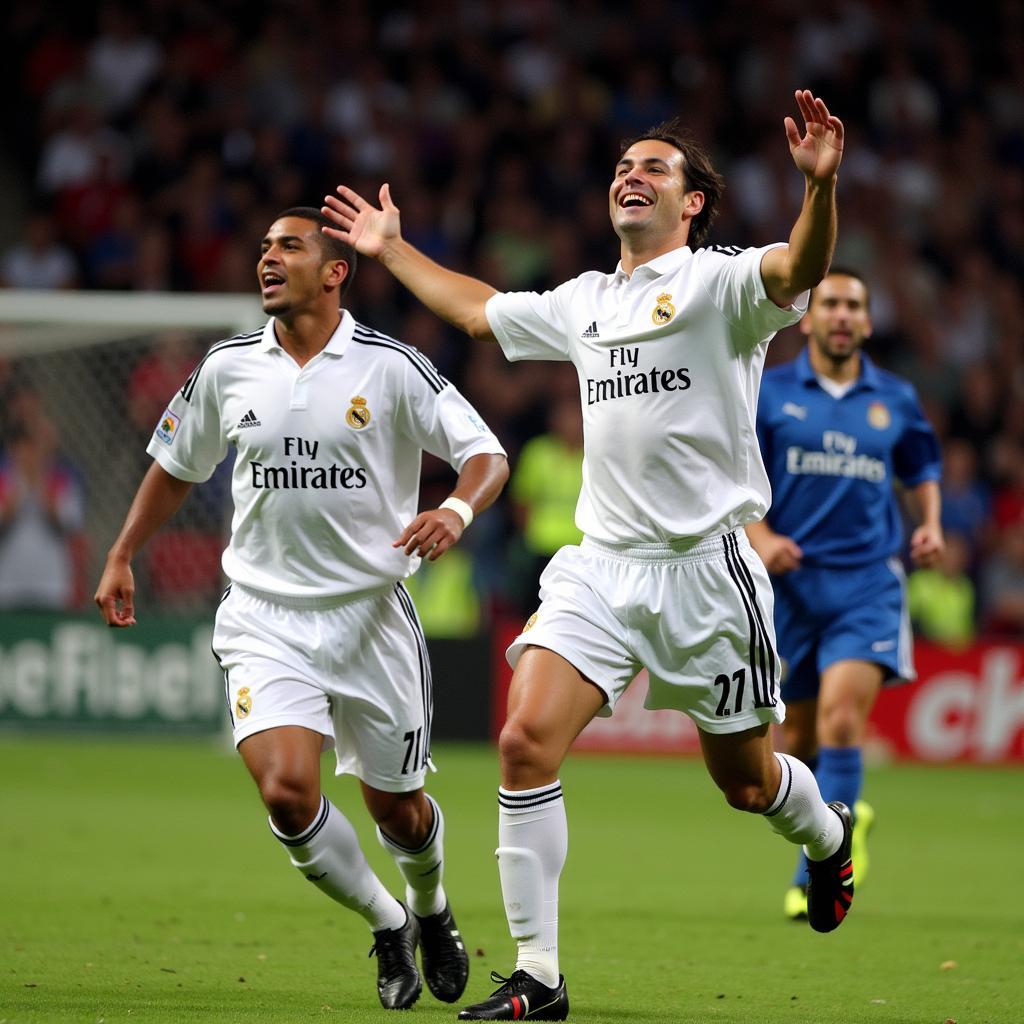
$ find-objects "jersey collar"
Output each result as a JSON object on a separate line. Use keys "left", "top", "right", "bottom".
{"left": 796, "top": 346, "right": 881, "bottom": 391}
{"left": 613, "top": 245, "right": 693, "bottom": 281}
{"left": 260, "top": 309, "right": 354, "bottom": 356}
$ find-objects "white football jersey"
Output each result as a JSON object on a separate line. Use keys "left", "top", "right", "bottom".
{"left": 485, "top": 244, "right": 806, "bottom": 545}
{"left": 148, "top": 311, "right": 505, "bottom": 599}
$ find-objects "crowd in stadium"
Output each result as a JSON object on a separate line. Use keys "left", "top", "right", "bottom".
{"left": 2, "top": 0, "right": 1023, "bottom": 639}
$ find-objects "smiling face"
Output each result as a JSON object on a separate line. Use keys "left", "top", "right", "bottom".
{"left": 608, "top": 139, "right": 703, "bottom": 251}
{"left": 258, "top": 216, "right": 341, "bottom": 318}
{"left": 802, "top": 273, "right": 873, "bottom": 366}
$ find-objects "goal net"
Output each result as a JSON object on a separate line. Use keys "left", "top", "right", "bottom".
{"left": 0, "top": 289, "right": 263, "bottom": 613}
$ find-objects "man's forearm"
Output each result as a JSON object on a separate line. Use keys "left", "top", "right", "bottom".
{"left": 449, "top": 453, "right": 510, "bottom": 517}
{"left": 108, "top": 461, "right": 193, "bottom": 562}
{"left": 379, "top": 239, "right": 498, "bottom": 341}
{"left": 911, "top": 480, "right": 942, "bottom": 528}
{"left": 785, "top": 177, "right": 837, "bottom": 295}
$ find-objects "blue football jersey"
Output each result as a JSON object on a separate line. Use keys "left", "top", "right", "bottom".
{"left": 756, "top": 349, "right": 941, "bottom": 566}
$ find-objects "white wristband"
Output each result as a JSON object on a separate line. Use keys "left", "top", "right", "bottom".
{"left": 439, "top": 496, "right": 474, "bottom": 529}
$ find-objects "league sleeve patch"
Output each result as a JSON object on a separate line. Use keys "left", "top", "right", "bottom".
{"left": 155, "top": 409, "right": 181, "bottom": 445}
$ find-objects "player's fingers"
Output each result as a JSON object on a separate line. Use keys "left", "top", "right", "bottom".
{"left": 427, "top": 539, "right": 450, "bottom": 561}
{"left": 380, "top": 182, "right": 396, "bottom": 210}
{"left": 812, "top": 95, "right": 831, "bottom": 122}
{"left": 783, "top": 116, "right": 801, "bottom": 147}
{"left": 393, "top": 520, "right": 421, "bottom": 549}
{"left": 795, "top": 89, "right": 815, "bottom": 123}
{"left": 827, "top": 115, "right": 845, "bottom": 144}
{"left": 334, "top": 184, "right": 370, "bottom": 209}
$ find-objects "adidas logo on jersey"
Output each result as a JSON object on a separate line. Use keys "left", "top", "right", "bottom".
{"left": 581, "top": 321, "right": 600, "bottom": 338}
{"left": 238, "top": 409, "right": 261, "bottom": 428}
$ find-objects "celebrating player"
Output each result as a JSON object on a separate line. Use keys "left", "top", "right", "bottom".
{"left": 323, "top": 90, "right": 851, "bottom": 1020}
{"left": 95, "top": 207, "right": 509, "bottom": 1011}
{"left": 746, "top": 267, "right": 943, "bottom": 920}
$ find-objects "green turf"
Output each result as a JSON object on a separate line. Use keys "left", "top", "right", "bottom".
{"left": 1, "top": 737, "right": 1020, "bottom": 1023}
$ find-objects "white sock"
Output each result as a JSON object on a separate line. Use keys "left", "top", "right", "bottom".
{"left": 377, "top": 793, "right": 447, "bottom": 918}
{"left": 270, "top": 795, "right": 406, "bottom": 932}
{"left": 763, "top": 753, "right": 843, "bottom": 860}
{"left": 496, "top": 781, "right": 566, "bottom": 989}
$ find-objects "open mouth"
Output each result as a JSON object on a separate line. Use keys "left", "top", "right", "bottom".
{"left": 261, "top": 272, "right": 285, "bottom": 294}
{"left": 620, "top": 192, "right": 653, "bottom": 209}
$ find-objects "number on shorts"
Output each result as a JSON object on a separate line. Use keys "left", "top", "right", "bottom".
{"left": 713, "top": 668, "right": 746, "bottom": 717}
{"left": 401, "top": 727, "right": 423, "bottom": 774}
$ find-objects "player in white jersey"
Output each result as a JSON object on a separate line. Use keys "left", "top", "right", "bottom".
{"left": 95, "top": 208, "right": 509, "bottom": 1012}
{"left": 323, "top": 90, "right": 852, "bottom": 1021}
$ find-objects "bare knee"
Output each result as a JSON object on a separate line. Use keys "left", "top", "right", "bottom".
{"left": 719, "top": 780, "right": 776, "bottom": 814}
{"left": 819, "top": 706, "right": 864, "bottom": 748}
{"left": 367, "top": 790, "right": 432, "bottom": 848}
{"left": 498, "top": 719, "right": 561, "bottom": 789}
{"left": 258, "top": 772, "right": 320, "bottom": 836}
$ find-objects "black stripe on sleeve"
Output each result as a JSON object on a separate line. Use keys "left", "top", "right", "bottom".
{"left": 352, "top": 324, "right": 448, "bottom": 394}
{"left": 180, "top": 331, "right": 263, "bottom": 403}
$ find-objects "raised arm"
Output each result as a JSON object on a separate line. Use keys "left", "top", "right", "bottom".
{"left": 95, "top": 461, "right": 194, "bottom": 626}
{"left": 322, "top": 184, "right": 498, "bottom": 341}
{"left": 761, "top": 90, "right": 844, "bottom": 309}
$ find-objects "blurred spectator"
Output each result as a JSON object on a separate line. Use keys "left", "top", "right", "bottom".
{"left": 2, "top": 1, "right": 1022, "bottom": 628}
{"left": 86, "top": 4, "right": 162, "bottom": 117}
{"left": 940, "top": 438, "right": 992, "bottom": 560}
{"left": 980, "top": 524, "right": 1024, "bottom": 635}
{"left": 0, "top": 212, "right": 78, "bottom": 289}
{"left": 126, "top": 330, "right": 201, "bottom": 439}
{"left": 507, "top": 383, "right": 584, "bottom": 615}
{"left": 36, "top": 100, "right": 130, "bottom": 194}
{"left": 0, "top": 414, "right": 86, "bottom": 610}
{"left": 907, "top": 531, "right": 976, "bottom": 650}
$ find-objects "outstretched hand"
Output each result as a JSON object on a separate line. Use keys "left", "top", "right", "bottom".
{"left": 321, "top": 183, "right": 401, "bottom": 258}
{"left": 785, "top": 90, "right": 844, "bottom": 183}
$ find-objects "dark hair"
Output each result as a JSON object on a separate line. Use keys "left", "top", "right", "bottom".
{"left": 620, "top": 118, "right": 725, "bottom": 248}
{"left": 275, "top": 206, "right": 358, "bottom": 297}
{"left": 812, "top": 265, "right": 870, "bottom": 308}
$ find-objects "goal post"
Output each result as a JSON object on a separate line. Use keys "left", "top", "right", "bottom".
{"left": 0, "top": 289, "right": 264, "bottom": 613}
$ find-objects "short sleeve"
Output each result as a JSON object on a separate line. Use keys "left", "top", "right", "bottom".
{"left": 397, "top": 355, "right": 506, "bottom": 471}
{"left": 145, "top": 367, "right": 228, "bottom": 483}
{"left": 696, "top": 244, "right": 809, "bottom": 347}
{"left": 485, "top": 284, "right": 574, "bottom": 363}
{"left": 893, "top": 386, "right": 942, "bottom": 487}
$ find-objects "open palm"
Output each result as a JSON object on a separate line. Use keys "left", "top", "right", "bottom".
{"left": 321, "top": 183, "right": 401, "bottom": 258}
{"left": 785, "top": 90, "right": 844, "bottom": 183}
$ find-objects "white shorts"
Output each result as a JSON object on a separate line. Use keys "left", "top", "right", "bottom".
{"left": 212, "top": 582, "right": 433, "bottom": 792}
{"left": 507, "top": 531, "right": 786, "bottom": 735}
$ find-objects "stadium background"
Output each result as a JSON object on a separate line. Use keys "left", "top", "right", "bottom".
{"left": 1, "top": 1, "right": 1023, "bottom": 748}
{"left": 2, "top": 5, "right": 1024, "bottom": 1024}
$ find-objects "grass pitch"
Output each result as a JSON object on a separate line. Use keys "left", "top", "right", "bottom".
{"left": 1, "top": 737, "right": 1020, "bottom": 1023}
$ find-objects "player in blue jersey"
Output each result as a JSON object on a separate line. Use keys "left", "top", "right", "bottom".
{"left": 746, "top": 267, "right": 944, "bottom": 920}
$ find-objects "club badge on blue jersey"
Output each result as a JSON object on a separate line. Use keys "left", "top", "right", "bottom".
{"left": 867, "top": 401, "right": 891, "bottom": 429}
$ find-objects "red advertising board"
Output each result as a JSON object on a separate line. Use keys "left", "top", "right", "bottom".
{"left": 491, "top": 625, "right": 1024, "bottom": 763}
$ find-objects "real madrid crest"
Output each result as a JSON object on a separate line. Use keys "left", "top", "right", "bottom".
{"left": 346, "top": 395, "right": 371, "bottom": 429}
{"left": 236, "top": 686, "right": 252, "bottom": 719}
{"left": 867, "top": 401, "right": 891, "bottom": 430}
{"left": 652, "top": 292, "right": 676, "bottom": 326}
{"left": 522, "top": 612, "right": 538, "bottom": 633}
